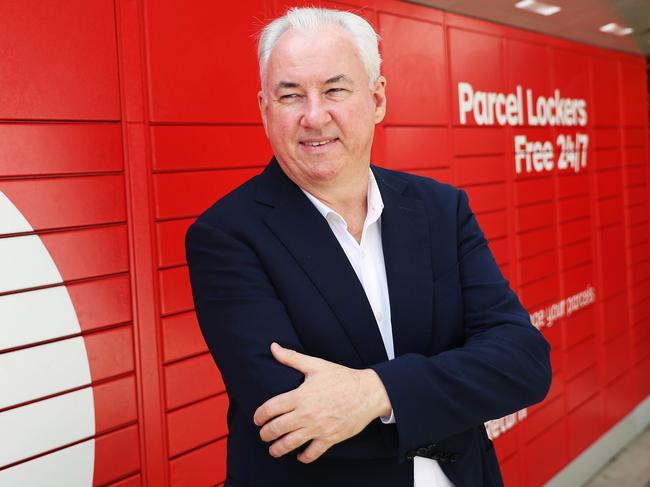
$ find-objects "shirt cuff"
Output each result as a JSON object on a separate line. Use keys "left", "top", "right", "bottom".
{"left": 380, "top": 408, "right": 396, "bottom": 424}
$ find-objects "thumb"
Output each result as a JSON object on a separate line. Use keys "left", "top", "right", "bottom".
{"left": 270, "top": 342, "right": 318, "bottom": 374}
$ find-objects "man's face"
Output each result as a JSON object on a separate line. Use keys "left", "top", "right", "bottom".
{"left": 258, "top": 25, "right": 386, "bottom": 188}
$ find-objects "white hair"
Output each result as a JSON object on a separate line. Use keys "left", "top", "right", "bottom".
{"left": 257, "top": 7, "right": 382, "bottom": 89}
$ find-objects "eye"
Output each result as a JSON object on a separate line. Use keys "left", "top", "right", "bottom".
{"left": 325, "top": 87, "right": 349, "bottom": 99}
{"left": 278, "top": 93, "right": 302, "bottom": 102}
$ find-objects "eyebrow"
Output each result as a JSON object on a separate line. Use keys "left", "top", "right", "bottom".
{"left": 276, "top": 81, "right": 300, "bottom": 90}
{"left": 324, "top": 74, "right": 353, "bottom": 84}
{"left": 274, "top": 74, "right": 353, "bottom": 91}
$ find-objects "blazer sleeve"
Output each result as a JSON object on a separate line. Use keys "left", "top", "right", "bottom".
{"left": 185, "top": 220, "right": 306, "bottom": 422}
{"left": 369, "top": 188, "right": 552, "bottom": 463}
{"left": 185, "top": 219, "right": 398, "bottom": 460}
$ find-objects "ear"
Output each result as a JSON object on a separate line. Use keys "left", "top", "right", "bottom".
{"left": 372, "top": 76, "right": 387, "bottom": 125}
{"left": 257, "top": 90, "right": 269, "bottom": 137}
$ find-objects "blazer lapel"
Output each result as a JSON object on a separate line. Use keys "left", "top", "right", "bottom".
{"left": 373, "top": 166, "right": 434, "bottom": 357}
{"left": 257, "top": 159, "right": 389, "bottom": 366}
{"left": 256, "top": 159, "right": 436, "bottom": 364}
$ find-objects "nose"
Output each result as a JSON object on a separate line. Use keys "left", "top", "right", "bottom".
{"left": 300, "top": 95, "right": 332, "bottom": 130}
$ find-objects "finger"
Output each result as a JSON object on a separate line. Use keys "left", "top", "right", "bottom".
{"left": 253, "top": 390, "right": 296, "bottom": 426}
{"left": 259, "top": 410, "right": 301, "bottom": 442}
{"left": 297, "top": 439, "right": 332, "bottom": 464}
{"left": 270, "top": 342, "right": 322, "bottom": 374}
{"left": 268, "top": 428, "right": 310, "bottom": 458}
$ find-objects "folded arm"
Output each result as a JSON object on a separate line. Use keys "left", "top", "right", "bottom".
{"left": 186, "top": 220, "right": 395, "bottom": 462}
{"left": 186, "top": 221, "right": 307, "bottom": 421}
{"left": 369, "top": 189, "right": 552, "bottom": 462}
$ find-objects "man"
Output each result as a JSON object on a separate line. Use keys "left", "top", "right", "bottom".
{"left": 186, "top": 7, "right": 551, "bottom": 487}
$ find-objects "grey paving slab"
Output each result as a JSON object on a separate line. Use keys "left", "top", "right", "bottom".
{"left": 581, "top": 425, "right": 650, "bottom": 487}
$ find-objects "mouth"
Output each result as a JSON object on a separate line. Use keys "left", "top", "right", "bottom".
{"left": 299, "top": 138, "right": 339, "bottom": 148}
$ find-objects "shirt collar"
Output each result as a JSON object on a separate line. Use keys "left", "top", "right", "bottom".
{"left": 300, "top": 168, "right": 384, "bottom": 228}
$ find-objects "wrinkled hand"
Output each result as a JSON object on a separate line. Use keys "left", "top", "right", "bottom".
{"left": 253, "top": 342, "right": 391, "bottom": 464}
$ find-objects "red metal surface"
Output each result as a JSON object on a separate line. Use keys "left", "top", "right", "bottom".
{"left": 0, "top": 176, "right": 126, "bottom": 230}
{"left": 93, "top": 425, "right": 141, "bottom": 485}
{"left": 0, "top": 0, "right": 120, "bottom": 120}
{"left": 0, "top": 0, "right": 647, "bottom": 486}
{"left": 0, "top": 124, "right": 123, "bottom": 176}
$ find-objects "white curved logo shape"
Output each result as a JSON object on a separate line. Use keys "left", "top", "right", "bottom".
{"left": 0, "top": 190, "right": 95, "bottom": 486}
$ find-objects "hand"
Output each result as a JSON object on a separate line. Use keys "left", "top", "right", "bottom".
{"left": 253, "top": 342, "right": 391, "bottom": 463}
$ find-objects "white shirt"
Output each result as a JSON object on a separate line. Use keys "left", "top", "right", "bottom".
{"left": 301, "top": 168, "right": 455, "bottom": 487}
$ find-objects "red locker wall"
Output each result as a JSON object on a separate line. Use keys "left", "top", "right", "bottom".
{"left": 0, "top": 1, "right": 648, "bottom": 486}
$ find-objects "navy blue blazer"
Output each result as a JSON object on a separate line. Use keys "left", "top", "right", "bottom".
{"left": 185, "top": 158, "right": 552, "bottom": 487}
